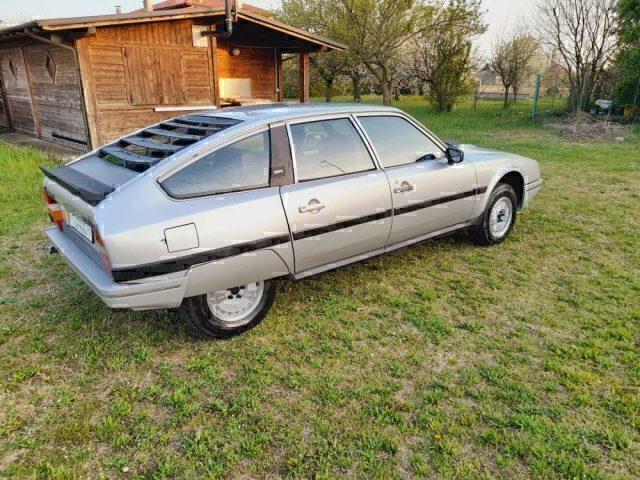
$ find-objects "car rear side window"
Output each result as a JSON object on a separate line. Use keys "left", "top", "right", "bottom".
{"left": 290, "top": 118, "right": 376, "bottom": 182}
{"left": 161, "top": 131, "right": 270, "bottom": 198}
{"left": 358, "top": 116, "right": 443, "bottom": 168}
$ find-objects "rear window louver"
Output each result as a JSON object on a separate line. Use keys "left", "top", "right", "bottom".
{"left": 97, "top": 115, "right": 242, "bottom": 172}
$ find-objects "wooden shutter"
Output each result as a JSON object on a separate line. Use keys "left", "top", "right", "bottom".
{"left": 124, "top": 46, "right": 186, "bottom": 106}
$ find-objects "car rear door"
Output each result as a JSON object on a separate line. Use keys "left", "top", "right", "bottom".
{"left": 280, "top": 116, "right": 392, "bottom": 274}
{"left": 356, "top": 114, "right": 478, "bottom": 246}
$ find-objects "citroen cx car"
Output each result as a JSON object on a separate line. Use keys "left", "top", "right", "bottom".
{"left": 42, "top": 104, "right": 542, "bottom": 338}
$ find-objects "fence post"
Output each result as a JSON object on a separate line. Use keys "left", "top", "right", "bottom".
{"left": 531, "top": 73, "right": 541, "bottom": 120}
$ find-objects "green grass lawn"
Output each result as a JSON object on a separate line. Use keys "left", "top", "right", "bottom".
{"left": 0, "top": 97, "right": 639, "bottom": 479}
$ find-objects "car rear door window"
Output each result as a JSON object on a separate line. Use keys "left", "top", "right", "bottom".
{"left": 290, "top": 118, "right": 376, "bottom": 182}
{"left": 161, "top": 131, "right": 270, "bottom": 198}
{"left": 358, "top": 116, "right": 444, "bottom": 168}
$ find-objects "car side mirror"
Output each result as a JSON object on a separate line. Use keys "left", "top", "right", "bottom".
{"left": 446, "top": 147, "right": 464, "bottom": 165}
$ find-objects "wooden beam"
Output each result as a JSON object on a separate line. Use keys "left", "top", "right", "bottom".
{"left": 299, "top": 51, "right": 309, "bottom": 103}
{"left": 74, "top": 37, "right": 100, "bottom": 149}
{"left": 207, "top": 26, "right": 220, "bottom": 108}
{"left": 276, "top": 48, "right": 283, "bottom": 102}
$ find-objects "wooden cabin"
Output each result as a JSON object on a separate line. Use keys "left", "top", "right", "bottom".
{"left": 0, "top": 5, "right": 343, "bottom": 151}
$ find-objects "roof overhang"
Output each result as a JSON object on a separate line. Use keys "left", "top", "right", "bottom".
{"left": 0, "top": 7, "right": 345, "bottom": 51}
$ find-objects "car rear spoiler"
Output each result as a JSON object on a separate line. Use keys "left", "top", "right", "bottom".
{"left": 40, "top": 165, "right": 115, "bottom": 206}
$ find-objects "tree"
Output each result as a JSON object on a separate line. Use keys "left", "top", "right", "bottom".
{"left": 410, "top": 0, "right": 485, "bottom": 111}
{"left": 614, "top": 0, "right": 640, "bottom": 116}
{"left": 539, "top": 0, "right": 619, "bottom": 112}
{"left": 279, "top": 0, "right": 363, "bottom": 102}
{"left": 332, "top": 0, "right": 432, "bottom": 106}
{"left": 490, "top": 31, "right": 540, "bottom": 108}
{"left": 310, "top": 53, "right": 347, "bottom": 102}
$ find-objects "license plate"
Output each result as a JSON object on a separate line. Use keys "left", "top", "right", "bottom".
{"left": 68, "top": 213, "right": 93, "bottom": 242}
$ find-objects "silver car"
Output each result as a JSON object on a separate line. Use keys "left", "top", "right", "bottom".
{"left": 42, "top": 104, "right": 543, "bottom": 338}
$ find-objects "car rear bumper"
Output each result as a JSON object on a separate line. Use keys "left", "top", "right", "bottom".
{"left": 45, "top": 227, "right": 186, "bottom": 310}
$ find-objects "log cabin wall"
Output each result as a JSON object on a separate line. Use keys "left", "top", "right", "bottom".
{"left": 216, "top": 38, "right": 276, "bottom": 101}
{"left": 75, "top": 20, "right": 216, "bottom": 146}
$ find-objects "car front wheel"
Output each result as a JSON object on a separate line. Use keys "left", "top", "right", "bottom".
{"left": 471, "top": 183, "right": 517, "bottom": 245}
{"left": 179, "top": 279, "right": 276, "bottom": 338}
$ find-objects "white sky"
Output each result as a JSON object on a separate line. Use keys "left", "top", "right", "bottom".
{"left": 1, "top": 0, "right": 537, "bottom": 57}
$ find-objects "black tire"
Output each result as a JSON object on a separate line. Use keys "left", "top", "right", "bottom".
{"left": 470, "top": 183, "right": 518, "bottom": 245}
{"left": 179, "top": 279, "right": 277, "bottom": 339}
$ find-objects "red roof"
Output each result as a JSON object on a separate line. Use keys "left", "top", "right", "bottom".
{"left": 133, "top": 0, "right": 271, "bottom": 16}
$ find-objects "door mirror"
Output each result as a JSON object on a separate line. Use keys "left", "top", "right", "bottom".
{"left": 445, "top": 147, "right": 464, "bottom": 165}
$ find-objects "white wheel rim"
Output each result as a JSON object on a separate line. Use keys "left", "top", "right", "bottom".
{"left": 489, "top": 197, "right": 513, "bottom": 238}
{"left": 206, "top": 281, "right": 265, "bottom": 327}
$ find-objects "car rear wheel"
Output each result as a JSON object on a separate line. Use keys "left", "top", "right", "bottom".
{"left": 179, "top": 279, "right": 276, "bottom": 339}
{"left": 471, "top": 183, "right": 517, "bottom": 245}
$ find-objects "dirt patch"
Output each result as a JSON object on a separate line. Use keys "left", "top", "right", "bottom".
{"left": 544, "top": 113, "right": 632, "bottom": 140}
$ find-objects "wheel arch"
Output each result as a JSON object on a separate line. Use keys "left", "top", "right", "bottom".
{"left": 497, "top": 171, "right": 525, "bottom": 209}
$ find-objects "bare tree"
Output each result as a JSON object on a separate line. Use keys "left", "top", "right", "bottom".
{"left": 490, "top": 29, "right": 540, "bottom": 108}
{"left": 539, "top": 0, "right": 619, "bottom": 112}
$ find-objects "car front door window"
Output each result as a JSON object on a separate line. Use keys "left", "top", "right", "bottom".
{"left": 358, "top": 115, "right": 444, "bottom": 168}
{"left": 290, "top": 118, "right": 376, "bottom": 181}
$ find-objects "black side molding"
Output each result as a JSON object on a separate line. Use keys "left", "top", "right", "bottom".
{"left": 40, "top": 165, "right": 114, "bottom": 206}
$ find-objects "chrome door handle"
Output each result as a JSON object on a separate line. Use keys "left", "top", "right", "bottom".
{"left": 299, "top": 203, "right": 325, "bottom": 214}
{"left": 393, "top": 183, "right": 414, "bottom": 194}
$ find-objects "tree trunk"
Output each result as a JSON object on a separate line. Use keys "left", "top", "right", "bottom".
{"left": 503, "top": 86, "right": 510, "bottom": 109}
{"left": 382, "top": 83, "right": 392, "bottom": 106}
{"left": 325, "top": 78, "right": 334, "bottom": 103}
{"left": 418, "top": 80, "right": 424, "bottom": 96}
{"left": 512, "top": 86, "right": 518, "bottom": 104}
{"left": 352, "top": 74, "right": 362, "bottom": 103}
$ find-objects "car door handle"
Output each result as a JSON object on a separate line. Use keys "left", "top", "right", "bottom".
{"left": 299, "top": 203, "right": 325, "bottom": 214}
{"left": 393, "top": 183, "right": 414, "bottom": 194}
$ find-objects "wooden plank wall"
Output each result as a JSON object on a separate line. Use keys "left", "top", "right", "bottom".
{"left": 76, "top": 20, "right": 215, "bottom": 146}
{"left": 0, "top": 44, "right": 38, "bottom": 135}
{"left": 23, "top": 44, "right": 88, "bottom": 149}
{"left": 217, "top": 38, "right": 276, "bottom": 101}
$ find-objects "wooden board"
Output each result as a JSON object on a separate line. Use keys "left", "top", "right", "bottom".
{"left": 0, "top": 72, "right": 10, "bottom": 128}
{"left": 23, "top": 44, "right": 88, "bottom": 149}
{"left": 0, "top": 46, "right": 38, "bottom": 135}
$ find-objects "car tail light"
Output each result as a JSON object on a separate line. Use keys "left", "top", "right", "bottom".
{"left": 93, "top": 227, "right": 113, "bottom": 273}
{"left": 43, "top": 187, "right": 63, "bottom": 231}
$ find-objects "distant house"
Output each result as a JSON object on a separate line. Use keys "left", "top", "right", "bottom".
{"left": 0, "top": 2, "right": 343, "bottom": 150}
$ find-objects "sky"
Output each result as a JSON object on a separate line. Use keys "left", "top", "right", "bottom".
{"left": 0, "top": 0, "right": 537, "bottom": 57}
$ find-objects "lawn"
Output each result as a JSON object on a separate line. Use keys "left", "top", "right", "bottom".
{"left": 0, "top": 97, "right": 639, "bottom": 479}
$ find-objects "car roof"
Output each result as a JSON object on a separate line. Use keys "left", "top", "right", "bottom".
{"left": 193, "top": 103, "right": 404, "bottom": 126}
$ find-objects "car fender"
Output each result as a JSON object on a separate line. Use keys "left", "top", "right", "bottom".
{"left": 182, "top": 248, "right": 291, "bottom": 298}
{"left": 470, "top": 166, "right": 525, "bottom": 220}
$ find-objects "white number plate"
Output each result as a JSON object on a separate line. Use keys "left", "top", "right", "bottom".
{"left": 68, "top": 213, "right": 93, "bottom": 242}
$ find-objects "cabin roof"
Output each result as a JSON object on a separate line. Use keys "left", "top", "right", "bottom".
{"left": 0, "top": 7, "right": 345, "bottom": 51}
{"left": 132, "top": 0, "right": 272, "bottom": 17}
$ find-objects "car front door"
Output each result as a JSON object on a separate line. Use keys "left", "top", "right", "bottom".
{"left": 356, "top": 114, "right": 478, "bottom": 247}
{"left": 280, "top": 116, "right": 392, "bottom": 274}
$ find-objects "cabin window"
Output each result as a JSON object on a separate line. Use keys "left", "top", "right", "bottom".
{"left": 45, "top": 51, "right": 57, "bottom": 84}
{"left": 161, "top": 131, "right": 270, "bottom": 198}
{"left": 290, "top": 118, "right": 376, "bottom": 182}
{"left": 8, "top": 57, "right": 17, "bottom": 81}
